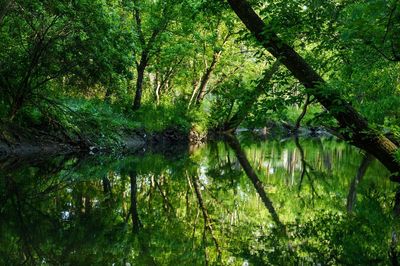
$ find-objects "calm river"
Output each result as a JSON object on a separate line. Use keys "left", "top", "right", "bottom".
{"left": 0, "top": 134, "right": 397, "bottom": 265}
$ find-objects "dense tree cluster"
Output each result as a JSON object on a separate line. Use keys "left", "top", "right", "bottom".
{"left": 0, "top": 0, "right": 399, "bottom": 174}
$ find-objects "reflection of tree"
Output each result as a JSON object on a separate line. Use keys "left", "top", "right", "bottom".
{"left": 225, "top": 134, "right": 285, "bottom": 231}
{"left": 294, "top": 135, "right": 319, "bottom": 199}
{"left": 315, "top": 138, "right": 332, "bottom": 173}
{"left": 2, "top": 170, "right": 70, "bottom": 264}
{"left": 128, "top": 170, "right": 157, "bottom": 266}
{"left": 0, "top": 141, "right": 394, "bottom": 265}
{"left": 187, "top": 172, "right": 222, "bottom": 264}
{"left": 7, "top": 175, "right": 41, "bottom": 264}
{"left": 129, "top": 171, "right": 141, "bottom": 233}
{"left": 346, "top": 154, "right": 374, "bottom": 213}
{"left": 154, "top": 175, "right": 175, "bottom": 215}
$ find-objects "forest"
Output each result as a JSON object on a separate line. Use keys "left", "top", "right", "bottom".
{"left": 1, "top": 0, "right": 400, "bottom": 265}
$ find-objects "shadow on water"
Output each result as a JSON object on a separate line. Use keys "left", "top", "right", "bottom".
{"left": 1, "top": 134, "right": 400, "bottom": 265}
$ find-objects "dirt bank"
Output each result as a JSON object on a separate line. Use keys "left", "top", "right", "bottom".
{"left": 0, "top": 127, "right": 192, "bottom": 158}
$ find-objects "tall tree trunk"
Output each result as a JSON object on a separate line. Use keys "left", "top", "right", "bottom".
{"left": 188, "top": 56, "right": 200, "bottom": 108}
{"left": 133, "top": 56, "right": 148, "bottom": 111}
{"left": 154, "top": 59, "right": 182, "bottom": 105}
{"left": 226, "top": 0, "right": 400, "bottom": 180}
{"left": 195, "top": 51, "right": 221, "bottom": 105}
{"left": 155, "top": 82, "right": 161, "bottom": 105}
{"left": 102, "top": 176, "right": 112, "bottom": 195}
{"left": 194, "top": 23, "right": 231, "bottom": 106}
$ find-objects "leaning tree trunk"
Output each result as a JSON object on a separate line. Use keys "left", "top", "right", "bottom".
{"left": 195, "top": 51, "right": 222, "bottom": 105}
{"left": 227, "top": 0, "right": 400, "bottom": 180}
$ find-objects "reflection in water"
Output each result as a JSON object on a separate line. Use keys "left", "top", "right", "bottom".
{"left": 225, "top": 134, "right": 285, "bottom": 231}
{"left": 346, "top": 154, "right": 374, "bottom": 213}
{"left": 190, "top": 173, "right": 222, "bottom": 264}
{"left": 0, "top": 135, "right": 398, "bottom": 265}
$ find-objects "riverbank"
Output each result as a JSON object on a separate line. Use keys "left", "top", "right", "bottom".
{"left": 0, "top": 121, "right": 333, "bottom": 158}
{"left": 0, "top": 126, "right": 193, "bottom": 157}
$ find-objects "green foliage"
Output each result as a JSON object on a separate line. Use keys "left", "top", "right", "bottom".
{"left": 66, "top": 99, "right": 138, "bottom": 146}
{"left": 238, "top": 209, "right": 393, "bottom": 265}
{"left": 132, "top": 99, "right": 192, "bottom": 133}
{"left": 0, "top": 0, "right": 397, "bottom": 141}
{"left": 0, "top": 0, "right": 134, "bottom": 120}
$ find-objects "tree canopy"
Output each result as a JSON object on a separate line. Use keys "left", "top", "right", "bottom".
{"left": 0, "top": 0, "right": 399, "bottom": 176}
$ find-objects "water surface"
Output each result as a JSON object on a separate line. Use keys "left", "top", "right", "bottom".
{"left": 0, "top": 135, "right": 397, "bottom": 265}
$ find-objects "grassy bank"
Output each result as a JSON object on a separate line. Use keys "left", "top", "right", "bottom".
{"left": 0, "top": 96, "right": 205, "bottom": 155}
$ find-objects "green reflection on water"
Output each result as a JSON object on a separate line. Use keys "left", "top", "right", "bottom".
{"left": 0, "top": 135, "right": 398, "bottom": 265}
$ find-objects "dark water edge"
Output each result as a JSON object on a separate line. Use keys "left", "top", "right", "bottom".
{"left": 0, "top": 124, "right": 330, "bottom": 158}
{"left": 0, "top": 128, "right": 191, "bottom": 158}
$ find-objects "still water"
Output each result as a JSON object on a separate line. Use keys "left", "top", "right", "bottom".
{"left": 0, "top": 134, "right": 398, "bottom": 265}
